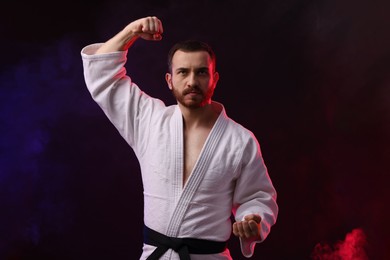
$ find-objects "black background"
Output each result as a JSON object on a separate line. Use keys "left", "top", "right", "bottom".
{"left": 1, "top": 0, "right": 389, "bottom": 259}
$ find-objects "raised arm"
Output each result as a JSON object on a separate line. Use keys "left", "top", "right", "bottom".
{"left": 81, "top": 16, "right": 165, "bottom": 149}
{"left": 96, "top": 16, "right": 164, "bottom": 54}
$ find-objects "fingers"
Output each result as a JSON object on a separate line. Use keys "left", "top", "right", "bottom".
{"left": 245, "top": 214, "right": 261, "bottom": 223}
{"left": 233, "top": 221, "right": 259, "bottom": 238}
{"left": 142, "top": 16, "right": 163, "bottom": 34}
{"left": 232, "top": 215, "right": 261, "bottom": 239}
{"left": 136, "top": 16, "right": 163, "bottom": 41}
{"left": 248, "top": 220, "right": 260, "bottom": 236}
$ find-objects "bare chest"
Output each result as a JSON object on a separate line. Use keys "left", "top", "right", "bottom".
{"left": 183, "top": 128, "right": 211, "bottom": 186}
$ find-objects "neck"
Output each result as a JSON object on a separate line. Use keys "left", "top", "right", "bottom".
{"left": 179, "top": 102, "right": 222, "bottom": 129}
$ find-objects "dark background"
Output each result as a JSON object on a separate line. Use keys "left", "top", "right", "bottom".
{"left": 1, "top": 0, "right": 389, "bottom": 259}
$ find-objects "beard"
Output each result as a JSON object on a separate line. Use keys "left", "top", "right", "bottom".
{"left": 171, "top": 84, "right": 214, "bottom": 109}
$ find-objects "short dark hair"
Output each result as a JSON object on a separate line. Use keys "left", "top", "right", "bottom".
{"left": 167, "top": 40, "right": 216, "bottom": 72}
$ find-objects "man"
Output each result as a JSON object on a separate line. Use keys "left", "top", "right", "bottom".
{"left": 81, "top": 16, "right": 278, "bottom": 259}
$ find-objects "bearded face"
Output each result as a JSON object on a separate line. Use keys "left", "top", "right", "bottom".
{"left": 165, "top": 50, "right": 219, "bottom": 109}
{"left": 171, "top": 80, "right": 215, "bottom": 109}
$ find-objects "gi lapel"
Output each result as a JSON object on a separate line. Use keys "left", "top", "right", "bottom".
{"left": 166, "top": 105, "right": 228, "bottom": 237}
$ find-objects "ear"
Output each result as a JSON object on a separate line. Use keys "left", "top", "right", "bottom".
{"left": 165, "top": 73, "right": 173, "bottom": 90}
{"left": 213, "top": 71, "right": 219, "bottom": 88}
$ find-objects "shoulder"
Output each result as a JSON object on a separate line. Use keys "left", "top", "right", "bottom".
{"left": 214, "top": 101, "right": 261, "bottom": 146}
{"left": 224, "top": 114, "right": 258, "bottom": 140}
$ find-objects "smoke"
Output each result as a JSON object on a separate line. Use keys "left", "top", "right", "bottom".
{"left": 0, "top": 34, "right": 92, "bottom": 258}
{"left": 311, "top": 228, "right": 368, "bottom": 260}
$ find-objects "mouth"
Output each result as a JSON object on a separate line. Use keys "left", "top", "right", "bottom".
{"left": 184, "top": 89, "right": 202, "bottom": 95}
{"left": 185, "top": 92, "right": 202, "bottom": 98}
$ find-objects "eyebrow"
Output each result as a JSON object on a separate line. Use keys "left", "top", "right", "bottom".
{"left": 174, "top": 67, "right": 210, "bottom": 72}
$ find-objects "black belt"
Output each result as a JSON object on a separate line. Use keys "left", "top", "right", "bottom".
{"left": 143, "top": 225, "right": 227, "bottom": 260}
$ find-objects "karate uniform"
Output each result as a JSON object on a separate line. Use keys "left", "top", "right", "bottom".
{"left": 81, "top": 43, "right": 278, "bottom": 259}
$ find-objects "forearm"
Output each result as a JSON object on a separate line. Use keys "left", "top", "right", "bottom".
{"left": 96, "top": 27, "right": 139, "bottom": 54}
{"left": 96, "top": 16, "right": 163, "bottom": 54}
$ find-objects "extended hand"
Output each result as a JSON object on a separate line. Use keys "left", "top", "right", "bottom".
{"left": 232, "top": 214, "right": 262, "bottom": 240}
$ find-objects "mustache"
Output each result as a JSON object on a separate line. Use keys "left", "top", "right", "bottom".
{"left": 183, "top": 86, "right": 202, "bottom": 95}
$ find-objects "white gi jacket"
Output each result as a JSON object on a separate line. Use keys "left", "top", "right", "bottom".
{"left": 81, "top": 43, "right": 278, "bottom": 259}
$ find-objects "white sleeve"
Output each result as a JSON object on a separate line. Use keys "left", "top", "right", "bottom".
{"left": 80, "top": 43, "right": 165, "bottom": 153}
{"left": 232, "top": 134, "right": 278, "bottom": 257}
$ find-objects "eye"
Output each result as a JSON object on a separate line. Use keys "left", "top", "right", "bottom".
{"left": 177, "top": 70, "right": 187, "bottom": 75}
{"left": 197, "top": 69, "right": 209, "bottom": 76}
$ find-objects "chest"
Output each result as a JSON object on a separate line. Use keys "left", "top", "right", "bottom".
{"left": 183, "top": 128, "right": 211, "bottom": 185}
{"left": 142, "top": 121, "right": 241, "bottom": 194}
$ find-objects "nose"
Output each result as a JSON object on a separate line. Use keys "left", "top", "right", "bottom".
{"left": 187, "top": 72, "right": 198, "bottom": 87}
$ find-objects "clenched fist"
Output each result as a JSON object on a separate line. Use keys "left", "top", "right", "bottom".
{"left": 96, "top": 16, "right": 164, "bottom": 54}
{"left": 232, "top": 214, "right": 262, "bottom": 240}
{"left": 123, "top": 16, "right": 164, "bottom": 41}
